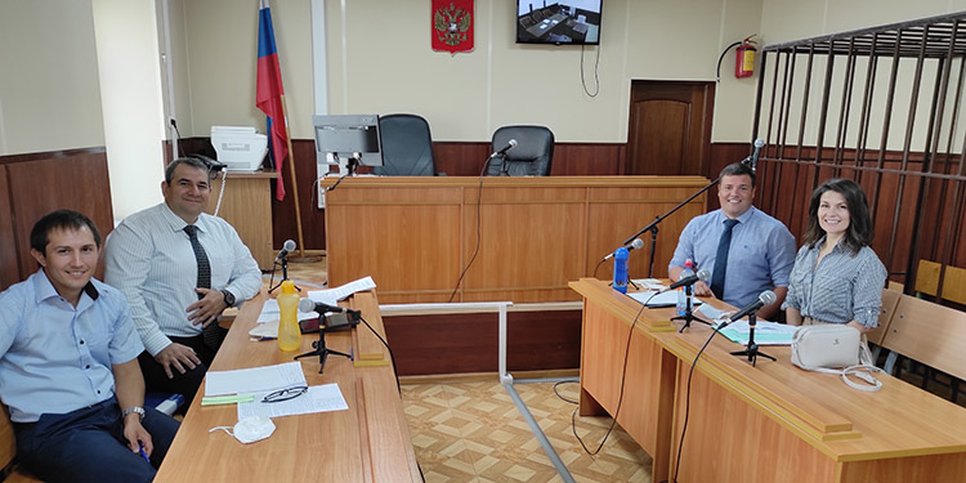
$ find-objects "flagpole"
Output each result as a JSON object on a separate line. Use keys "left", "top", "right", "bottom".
{"left": 277, "top": 93, "right": 311, "bottom": 259}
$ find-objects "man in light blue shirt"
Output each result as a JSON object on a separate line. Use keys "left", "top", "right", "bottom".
{"left": 0, "top": 210, "right": 179, "bottom": 482}
{"left": 668, "top": 163, "right": 796, "bottom": 319}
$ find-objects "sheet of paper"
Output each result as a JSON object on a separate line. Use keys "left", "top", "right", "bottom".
{"left": 237, "top": 383, "right": 349, "bottom": 419}
{"left": 628, "top": 290, "right": 704, "bottom": 308}
{"left": 306, "top": 276, "right": 376, "bottom": 305}
{"left": 716, "top": 320, "right": 797, "bottom": 346}
{"left": 256, "top": 299, "right": 317, "bottom": 324}
{"left": 204, "top": 361, "right": 307, "bottom": 397}
{"left": 631, "top": 278, "right": 667, "bottom": 291}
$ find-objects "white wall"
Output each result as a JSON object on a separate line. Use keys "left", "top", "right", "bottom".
{"left": 92, "top": 0, "right": 166, "bottom": 219}
{"left": 0, "top": 0, "right": 105, "bottom": 155}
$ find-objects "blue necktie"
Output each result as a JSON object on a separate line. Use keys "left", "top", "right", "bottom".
{"left": 710, "top": 219, "right": 739, "bottom": 300}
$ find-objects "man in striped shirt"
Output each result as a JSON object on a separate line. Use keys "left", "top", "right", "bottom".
{"left": 104, "top": 158, "right": 262, "bottom": 405}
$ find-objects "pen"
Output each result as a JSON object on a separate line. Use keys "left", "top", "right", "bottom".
{"left": 138, "top": 443, "right": 150, "bottom": 463}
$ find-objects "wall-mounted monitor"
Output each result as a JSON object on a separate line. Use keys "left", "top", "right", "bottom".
{"left": 313, "top": 114, "right": 382, "bottom": 174}
{"left": 516, "top": 1, "right": 602, "bottom": 45}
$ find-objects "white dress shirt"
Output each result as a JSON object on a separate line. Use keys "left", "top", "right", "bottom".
{"left": 104, "top": 203, "right": 261, "bottom": 355}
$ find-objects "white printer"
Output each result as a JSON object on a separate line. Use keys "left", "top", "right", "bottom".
{"left": 210, "top": 126, "right": 268, "bottom": 171}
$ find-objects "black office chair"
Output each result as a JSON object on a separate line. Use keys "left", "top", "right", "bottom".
{"left": 374, "top": 114, "right": 436, "bottom": 176}
{"left": 486, "top": 125, "right": 554, "bottom": 176}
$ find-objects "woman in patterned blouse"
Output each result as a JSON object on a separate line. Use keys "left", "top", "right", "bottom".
{"left": 783, "top": 178, "right": 887, "bottom": 334}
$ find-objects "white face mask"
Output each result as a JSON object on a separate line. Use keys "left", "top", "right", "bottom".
{"left": 209, "top": 416, "right": 276, "bottom": 444}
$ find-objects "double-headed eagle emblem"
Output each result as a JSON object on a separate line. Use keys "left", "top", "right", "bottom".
{"left": 433, "top": 3, "right": 471, "bottom": 47}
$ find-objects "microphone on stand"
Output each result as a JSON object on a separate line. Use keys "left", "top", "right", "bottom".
{"left": 490, "top": 139, "right": 518, "bottom": 158}
{"left": 603, "top": 238, "right": 645, "bottom": 261}
{"left": 275, "top": 239, "right": 297, "bottom": 261}
{"left": 742, "top": 138, "right": 765, "bottom": 172}
{"left": 724, "top": 290, "right": 777, "bottom": 323}
{"left": 664, "top": 269, "right": 711, "bottom": 292}
{"left": 299, "top": 298, "right": 346, "bottom": 314}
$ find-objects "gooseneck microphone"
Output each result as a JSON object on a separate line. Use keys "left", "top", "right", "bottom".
{"left": 742, "top": 138, "right": 765, "bottom": 172}
{"left": 726, "top": 290, "right": 777, "bottom": 322}
{"left": 664, "top": 269, "right": 711, "bottom": 292}
{"left": 275, "top": 239, "right": 296, "bottom": 261}
{"left": 603, "top": 238, "right": 645, "bottom": 261}
{"left": 490, "top": 139, "right": 518, "bottom": 158}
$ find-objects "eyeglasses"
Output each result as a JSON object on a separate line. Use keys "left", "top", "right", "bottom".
{"left": 262, "top": 385, "right": 308, "bottom": 403}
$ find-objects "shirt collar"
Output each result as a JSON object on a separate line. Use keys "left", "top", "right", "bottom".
{"left": 31, "top": 269, "right": 100, "bottom": 306}
{"left": 717, "top": 205, "right": 757, "bottom": 225}
{"left": 160, "top": 202, "right": 207, "bottom": 234}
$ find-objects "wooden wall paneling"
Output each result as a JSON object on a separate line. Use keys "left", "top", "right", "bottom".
{"left": 383, "top": 313, "right": 498, "bottom": 375}
{"left": 4, "top": 150, "right": 113, "bottom": 280}
{"left": 586, "top": 184, "right": 706, "bottom": 280}
{"left": 433, "top": 142, "right": 492, "bottom": 176}
{"left": 206, "top": 172, "right": 277, "bottom": 270}
{"left": 549, "top": 143, "right": 625, "bottom": 175}
{"left": 0, "top": 167, "right": 20, "bottom": 290}
{"left": 460, "top": 185, "right": 587, "bottom": 302}
{"left": 506, "top": 310, "right": 582, "bottom": 370}
{"left": 271, "top": 139, "right": 327, "bottom": 250}
{"left": 324, "top": 183, "right": 463, "bottom": 302}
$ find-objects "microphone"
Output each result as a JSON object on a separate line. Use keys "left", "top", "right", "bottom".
{"left": 742, "top": 138, "right": 765, "bottom": 172}
{"left": 725, "top": 290, "right": 777, "bottom": 322}
{"left": 665, "top": 269, "right": 711, "bottom": 291}
{"left": 603, "top": 238, "right": 645, "bottom": 261}
{"left": 490, "top": 139, "right": 518, "bottom": 158}
{"left": 299, "top": 298, "right": 345, "bottom": 314}
{"left": 275, "top": 239, "right": 296, "bottom": 261}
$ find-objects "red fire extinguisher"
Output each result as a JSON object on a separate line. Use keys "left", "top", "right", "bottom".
{"left": 735, "top": 36, "right": 757, "bottom": 78}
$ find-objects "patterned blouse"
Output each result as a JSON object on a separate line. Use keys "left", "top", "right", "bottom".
{"left": 782, "top": 239, "right": 887, "bottom": 328}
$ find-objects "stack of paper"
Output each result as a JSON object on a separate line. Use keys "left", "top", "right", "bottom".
{"left": 628, "top": 290, "right": 704, "bottom": 308}
{"left": 204, "top": 361, "right": 308, "bottom": 397}
{"left": 306, "top": 276, "right": 376, "bottom": 305}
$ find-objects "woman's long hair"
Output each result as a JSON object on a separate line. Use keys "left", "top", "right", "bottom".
{"left": 802, "top": 178, "right": 874, "bottom": 255}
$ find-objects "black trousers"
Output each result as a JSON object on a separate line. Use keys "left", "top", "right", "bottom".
{"left": 137, "top": 332, "right": 221, "bottom": 407}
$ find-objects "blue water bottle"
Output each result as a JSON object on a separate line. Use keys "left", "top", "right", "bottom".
{"left": 612, "top": 247, "right": 629, "bottom": 294}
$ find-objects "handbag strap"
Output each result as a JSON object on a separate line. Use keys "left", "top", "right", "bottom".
{"left": 840, "top": 364, "right": 884, "bottom": 392}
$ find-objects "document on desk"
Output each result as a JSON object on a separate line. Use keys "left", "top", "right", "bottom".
{"left": 306, "top": 276, "right": 376, "bottom": 305}
{"left": 256, "top": 299, "right": 317, "bottom": 324}
{"left": 628, "top": 290, "right": 704, "bottom": 308}
{"left": 716, "top": 320, "right": 798, "bottom": 346}
{"left": 237, "top": 383, "right": 349, "bottom": 419}
{"left": 204, "top": 361, "right": 308, "bottom": 397}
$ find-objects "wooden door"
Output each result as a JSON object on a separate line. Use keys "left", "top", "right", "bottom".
{"left": 626, "top": 81, "right": 714, "bottom": 176}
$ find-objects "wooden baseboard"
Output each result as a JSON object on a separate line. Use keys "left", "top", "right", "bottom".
{"left": 399, "top": 368, "right": 579, "bottom": 385}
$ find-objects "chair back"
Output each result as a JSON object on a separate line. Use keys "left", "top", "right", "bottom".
{"left": 374, "top": 114, "right": 435, "bottom": 176}
{"left": 486, "top": 125, "right": 554, "bottom": 176}
{"left": 879, "top": 294, "right": 966, "bottom": 380}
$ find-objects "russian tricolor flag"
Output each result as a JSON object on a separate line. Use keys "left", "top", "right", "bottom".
{"left": 256, "top": 0, "right": 288, "bottom": 201}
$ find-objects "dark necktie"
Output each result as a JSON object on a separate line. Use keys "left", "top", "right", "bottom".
{"left": 184, "top": 225, "right": 222, "bottom": 350}
{"left": 709, "top": 219, "right": 739, "bottom": 300}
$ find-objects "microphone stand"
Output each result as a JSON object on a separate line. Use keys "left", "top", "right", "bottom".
{"left": 670, "top": 283, "right": 709, "bottom": 332}
{"left": 295, "top": 312, "right": 355, "bottom": 374}
{"left": 729, "top": 311, "right": 775, "bottom": 366}
{"left": 268, "top": 255, "right": 290, "bottom": 293}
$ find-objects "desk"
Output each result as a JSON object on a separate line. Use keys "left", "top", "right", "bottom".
{"left": 155, "top": 291, "right": 419, "bottom": 482}
{"left": 322, "top": 176, "right": 707, "bottom": 304}
{"left": 571, "top": 278, "right": 966, "bottom": 482}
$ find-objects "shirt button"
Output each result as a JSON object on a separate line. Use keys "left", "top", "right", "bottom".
{"left": 80, "top": 340, "right": 85, "bottom": 345}
{"left": 97, "top": 390, "right": 101, "bottom": 394}
{"left": 85, "top": 365, "right": 91, "bottom": 369}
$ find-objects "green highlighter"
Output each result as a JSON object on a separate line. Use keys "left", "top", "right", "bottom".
{"left": 200, "top": 394, "right": 256, "bottom": 406}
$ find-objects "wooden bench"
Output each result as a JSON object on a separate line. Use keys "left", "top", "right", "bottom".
{"left": 0, "top": 406, "right": 41, "bottom": 482}
{"left": 880, "top": 293, "right": 966, "bottom": 401}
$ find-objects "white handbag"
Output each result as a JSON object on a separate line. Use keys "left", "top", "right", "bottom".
{"left": 791, "top": 325, "right": 883, "bottom": 392}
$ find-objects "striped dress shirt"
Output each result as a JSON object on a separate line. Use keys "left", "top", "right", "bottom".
{"left": 104, "top": 203, "right": 261, "bottom": 355}
{"left": 782, "top": 239, "right": 887, "bottom": 328}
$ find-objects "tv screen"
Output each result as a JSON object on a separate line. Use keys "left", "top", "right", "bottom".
{"left": 516, "top": 1, "right": 602, "bottom": 45}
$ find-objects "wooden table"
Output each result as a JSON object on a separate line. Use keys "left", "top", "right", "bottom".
{"left": 571, "top": 278, "right": 966, "bottom": 482}
{"left": 322, "top": 175, "right": 708, "bottom": 304}
{"left": 154, "top": 290, "right": 420, "bottom": 482}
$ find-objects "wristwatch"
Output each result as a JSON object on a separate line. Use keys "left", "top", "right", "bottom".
{"left": 221, "top": 289, "right": 236, "bottom": 307}
{"left": 122, "top": 406, "right": 146, "bottom": 421}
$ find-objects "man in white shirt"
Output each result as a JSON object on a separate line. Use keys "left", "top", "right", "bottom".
{"left": 104, "top": 157, "right": 262, "bottom": 404}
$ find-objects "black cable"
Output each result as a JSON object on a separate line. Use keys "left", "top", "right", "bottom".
{"left": 170, "top": 119, "right": 184, "bottom": 158}
{"left": 671, "top": 321, "right": 729, "bottom": 482}
{"left": 591, "top": 257, "right": 607, "bottom": 278}
{"left": 552, "top": 380, "right": 580, "bottom": 405}
{"left": 571, "top": 290, "right": 660, "bottom": 454}
{"left": 580, "top": 43, "right": 601, "bottom": 97}
{"left": 447, "top": 159, "right": 491, "bottom": 302}
{"left": 358, "top": 314, "right": 402, "bottom": 396}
